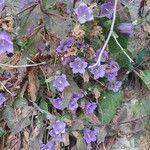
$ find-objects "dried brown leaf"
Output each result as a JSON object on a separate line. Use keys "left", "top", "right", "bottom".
{"left": 93, "top": 88, "right": 101, "bottom": 100}
{"left": 64, "top": 47, "right": 78, "bottom": 57}
{"left": 28, "top": 68, "right": 39, "bottom": 101}
{"left": 143, "top": 22, "right": 150, "bottom": 33}
{"left": 0, "top": 16, "right": 14, "bottom": 32}
{"left": 87, "top": 113, "right": 101, "bottom": 124}
{"left": 6, "top": 134, "right": 19, "bottom": 150}
{"left": 83, "top": 71, "right": 90, "bottom": 83}
{"left": 72, "top": 24, "right": 85, "bottom": 38}
{"left": 63, "top": 133, "right": 70, "bottom": 146}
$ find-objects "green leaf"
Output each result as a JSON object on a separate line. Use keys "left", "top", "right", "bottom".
{"left": 14, "top": 97, "right": 28, "bottom": 109}
{"left": 98, "top": 91, "right": 123, "bottom": 124}
{"left": 76, "top": 133, "right": 87, "bottom": 150}
{"left": 39, "top": 100, "right": 49, "bottom": 112}
{"left": 133, "top": 99, "right": 150, "bottom": 126}
{"left": 140, "top": 70, "right": 150, "bottom": 90}
{"left": 136, "top": 48, "right": 148, "bottom": 65}
{"left": 0, "top": 127, "right": 6, "bottom": 137}
{"left": 3, "top": 106, "right": 16, "bottom": 128}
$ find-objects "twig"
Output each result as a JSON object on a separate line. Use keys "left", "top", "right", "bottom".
{"left": 0, "top": 81, "right": 14, "bottom": 95}
{"left": 89, "top": 0, "right": 118, "bottom": 68}
{"left": 17, "top": 3, "right": 38, "bottom": 16}
{"left": 0, "top": 61, "right": 46, "bottom": 68}
{"left": 112, "top": 33, "right": 134, "bottom": 63}
{"left": 118, "top": 114, "right": 150, "bottom": 125}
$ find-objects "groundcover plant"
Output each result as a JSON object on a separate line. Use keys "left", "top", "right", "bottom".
{"left": 0, "top": 0, "right": 150, "bottom": 149}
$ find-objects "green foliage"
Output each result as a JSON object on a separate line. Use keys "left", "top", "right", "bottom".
{"left": 14, "top": 97, "right": 28, "bottom": 109}
{"left": 76, "top": 133, "right": 87, "bottom": 150}
{"left": 136, "top": 48, "right": 148, "bottom": 65}
{"left": 133, "top": 99, "right": 150, "bottom": 126}
{"left": 96, "top": 17, "right": 133, "bottom": 67}
{"left": 140, "top": 70, "right": 150, "bottom": 90}
{"left": 0, "top": 127, "right": 6, "bottom": 137}
{"left": 98, "top": 91, "right": 123, "bottom": 124}
{"left": 39, "top": 100, "right": 49, "bottom": 112}
{"left": 3, "top": 106, "right": 16, "bottom": 128}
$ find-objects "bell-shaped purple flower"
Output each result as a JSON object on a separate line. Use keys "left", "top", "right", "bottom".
{"left": 40, "top": 141, "right": 54, "bottom": 150}
{"left": 38, "top": 41, "right": 46, "bottom": 52}
{"left": 99, "top": 1, "right": 113, "bottom": 19}
{"left": 0, "top": 31, "right": 14, "bottom": 54}
{"left": 0, "top": 93, "right": 6, "bottom": 106}
{"left": 83, "top": 128, "right": 97, "bottom": 144}
{"left": 118, "top": 23, "right": 134, "bottom": 35}
{"left": 90, "top": 64, "right": 106, "bottom": 79}
{"left": 108, "top": 81, "right": 122, "bottom": 92}
{"left": 52, "top": 120, "right": 66, "bottom": 135}
{"left": 61, "top": 56, "right": 75, "bottom": 66}
{"left": 56, "top": 37, "right": 75, "bottom": 54}
{"left": 85, "top": 102, "right": 97, "bottom": 114}
{"left": 49, "top": 129, "right": 63, "bottom": 142}
{"left": 106, "top": 72, "right": 118, "bottom": 81}
{"left": 74, "top": 2, "right": 94, "bottom": 24}
{"left": 53, "top": 74, "right": 69, "bottom": 92}
{"left": 109, "top": 60, "right": 120, "bottom": 73}
{"left": 52, "top": 97, "right": 63, "bottom": 110}
{"left": 69, "top": 57, "right": 88, "bottom": 74}
{"left": 95, "top": 49, "right": 108, "bottom": 62}
{"left": 68, "top": 98, "right": 78, "bottom": 111}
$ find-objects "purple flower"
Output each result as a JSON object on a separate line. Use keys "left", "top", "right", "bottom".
{"left": 49, "top": 129, "right": 63, "bottom": 142}
{"left": 99, "top": 1, "right": 113, "bottom": 19}
{"left": 85, "top": 102, "right": 97, "bottom": 114}
{"left": 76, "top": 40, "right": 86, "bottom": 49}
{"left": 40, "top": 141, "right": 54, "bottom": 150}
{"left": 83, "top": 128, "right": 97, "bottom": 144}
{"left": 0, "top": 31, "right": 14, "bottom": 54}
{"left": 74, "top": 2, "right": 94, "bottom": 24}
{"left": 109, "top": 60, "right": 120, "bottom": 73}
{"left": 38, "top": 41, "right": 46, "bottom": 52}
{"left": 108, "top": 81, "right": 122, "bottom": 92}
{"left": 68, "top": 98, "right": 78, "bottom": 111}
{"left": 71, "top": 91, "right": 84, "bottom": 100}
{"left": 53, "top": 74, "right": 69, "bottom": 92}
{"left": 95, "top": 49, "right": 108, "bottom": 62}
{"left": 90, "top": 64, "right": 106, "bottom": 79}
{"left": 106, "top": 72, "right": 118, "bottom": 81}
{"left": 61, "top": 56, "right": 75, "bottom": 66}
{"left": 52, "top": 120, "right": 66, "bottom": 134}
{"left": 52, "top": 97, "right": 63, "bottom": 110}
{"left": 0, "top": 0, "right": 5, "bottom": 16}
{"left": 56, "top": 37, "right": 75, "bottom": 54}
{"left": 69, "top": 57, "right": 88, "bottom": 74}
{"left": 0, "top": 93, "right": 6, "bottom": 106}
{"left": 118, "top": 23, "right": 134, "bottom": 35}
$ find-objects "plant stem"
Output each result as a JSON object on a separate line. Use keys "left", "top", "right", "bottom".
{"left": 112, "top": 33, "right": 134, "bottom": 63}
{"left": 89, "top": 0, "right": 118, "bottom": 68}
